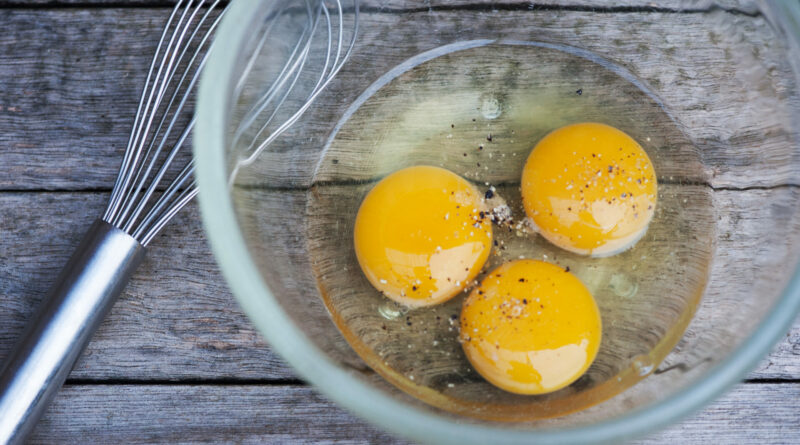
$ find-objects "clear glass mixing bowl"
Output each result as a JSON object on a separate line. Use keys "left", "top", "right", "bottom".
{"left": 195, "top": 1, "right": 800, "bottom": 443}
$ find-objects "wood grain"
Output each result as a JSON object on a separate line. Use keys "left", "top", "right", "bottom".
{"left": 0, "top": 193, "right": 295, "bottom": 380}
{"left": 27, "top": 382, "right": 800, "bottom": 444}
{"left": 33, "top": 384, "right": 402, "bottom": 444}
{"left": 1, "top": 190, "right": 798, "bottom": 381}
{"left": 0, "top": 7, "right": 796, "bottom": 189}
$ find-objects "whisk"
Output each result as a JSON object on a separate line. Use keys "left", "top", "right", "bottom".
{"left": 0, "top": 1, "right": 358, "bottom": 443}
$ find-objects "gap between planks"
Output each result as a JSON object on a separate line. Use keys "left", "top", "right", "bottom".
{"left": 27, "top": 382, "right": 800, "bottom": 444}
{"left": 0, "top": 1, "right": 762, "bottom": 18}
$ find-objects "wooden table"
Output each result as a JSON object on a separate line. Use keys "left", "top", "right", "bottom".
{"left": 1, "top": 1, "right": 798, "bottom": 443}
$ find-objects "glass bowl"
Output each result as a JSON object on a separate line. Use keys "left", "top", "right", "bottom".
{"left": 195, "top": 1, "right": 800, "bottom": 443}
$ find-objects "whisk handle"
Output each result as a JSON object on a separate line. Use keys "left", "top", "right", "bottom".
{"left": 0, "top": 219, "right": 145, "bottom": 444}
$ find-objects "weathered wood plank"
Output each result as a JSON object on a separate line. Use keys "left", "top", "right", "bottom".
{"left": 0, "top": 193, "right": 295, "bottom": 380}
{"left": 1, "top": 189, "right": 798, "bottom": 381}
{"left": 637, "top": 382, "right": 800, "bottom": 444}
{"left": 27, "top": 382, "right": 800, "bottom": 444}
{"left": 33, "top": 384, "right": 403, "bottom": 444}
{"left": 0, "top": 9, "right": 174, "bottom": 190}
{"left": 0, "top": 8, "right": 795, "bottom": 189}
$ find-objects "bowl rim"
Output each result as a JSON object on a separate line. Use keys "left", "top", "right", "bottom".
{"left": 195, "top": 2, "right": 800, "bottom": 443}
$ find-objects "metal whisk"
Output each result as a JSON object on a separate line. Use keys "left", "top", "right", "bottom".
{"left": 0, "top": 1, "right": 358, "bottom": 442}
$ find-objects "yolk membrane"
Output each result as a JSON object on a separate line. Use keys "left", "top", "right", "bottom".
{"left": 521, "top": 122, "right": 657, "bottom": 256}
{"left": 460, "top": 260, "right": 602, "bottom": 395}
{"left": 354, "top": 166, "right": 492, "bottom": 307}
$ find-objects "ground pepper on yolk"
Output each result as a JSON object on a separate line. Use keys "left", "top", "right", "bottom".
{"left": 521, "top": 122, "right": 657, "bottom": 256}
{"left": 460, "top": 260, "right": 602, "bottom": 395}
{"left": 354, "top": 166, "right": 493, "bottom": 307}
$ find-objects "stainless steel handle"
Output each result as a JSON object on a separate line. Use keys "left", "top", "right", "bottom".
{"left": 0, "top": 219, "right": 145, "bottom": 444}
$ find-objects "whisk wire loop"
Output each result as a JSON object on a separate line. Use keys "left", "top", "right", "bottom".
{"left": 104, "top": 0, "right": 224, "bottom": 245}
{"left": 238, "top": 0, "right": 359, "bottom": 168}
{"left": 111, "top": 2, "right": 198, "bottom": 222}
{"left": 117, "top": 2, "right": 222, "bottom": 232}
{"left": 104, "top": 0, "right": 358, "bottom": 245}
{"left": 104, "top": 2, "right": 186, "bottom": 222}
{"left": 113, "top": 1, "right": 213, "bottom": 228}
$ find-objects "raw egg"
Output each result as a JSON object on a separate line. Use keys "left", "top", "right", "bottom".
{"left": 460, "top": 260, "right": 601, "bottom": 395}
{"left": 354, "top": 166, "right": 492, "bottom": 307}
{"left": 521, "top": 122, "right": 657, "bottom": 256}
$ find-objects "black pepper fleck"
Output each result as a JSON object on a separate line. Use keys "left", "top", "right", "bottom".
{"left": 484, "top": 189, "right": 494, "bottom": 199}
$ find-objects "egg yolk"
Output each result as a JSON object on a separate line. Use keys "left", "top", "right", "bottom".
{"left": 354, "top": 166, "right": 493, "bottom": 307}
{"left": 460, "top": 260, "right": 602, "bottom": 395}
{"left": 521, "top": 122, "right": 657, "bottom": 256}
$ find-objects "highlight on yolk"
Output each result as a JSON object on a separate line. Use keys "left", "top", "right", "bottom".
{"left": 354, "top": 165, "right": 493, "bottom": 307}
{"left": 521, "top": 122, "right": 657, "bottom": 257}
{"left": 460, "top": 260, "right": 602, "bottom": 395}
